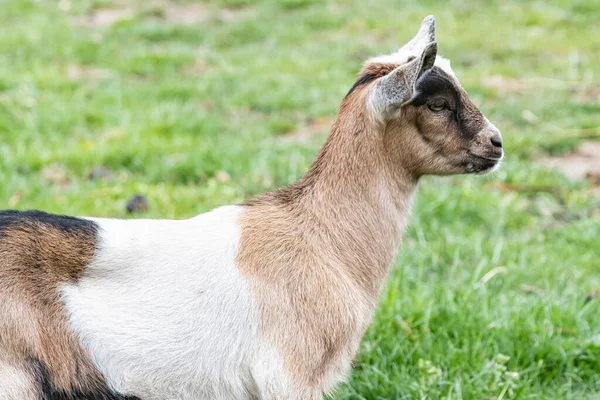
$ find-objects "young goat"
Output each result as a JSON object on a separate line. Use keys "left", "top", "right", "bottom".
{"left": 0, "top": 15, "right": 503, "bottom": 400}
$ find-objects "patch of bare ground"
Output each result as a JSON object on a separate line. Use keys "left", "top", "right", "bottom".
{"left": 282, "top": 117, "right": 332, "bottom": 144}
{"left": 483, "top": 75, "right": 530, "bottom": 94}
{"left": 72, "top": 1, "right": 254, "bottom": 28}
{"left": 577, "top": 87, "right": 600, "bottom": 103}
{"left": 41, "top": 163, "right": 70, "bottom": 187}
{"left": 160, "top": 2, "right": 254, "bottom": 24}
{"left": 482, "top": 75, "right": 600, "bottom": 103}
{"left": 538, "top": 141, "right": 600, "bottom": 185}
{"left": 65, "top": 64, "right": 113, "bottom": 82}
{"left": 217, "top": 7, "right": 255, "bottom": 22}
{"left": 72, "top": 8, "right": 134, "bottom": 28}
{"left": 183, "top": 57, "right": 209, "bottom": 77}
{"left": 162, "top": 3, "right": 210, "bottom": 24}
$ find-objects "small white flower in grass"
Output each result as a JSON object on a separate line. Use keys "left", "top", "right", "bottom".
{"left": 418, "top": 359, "right": 443, "bottom": 397}
{"left": 486, "top": 354, "right": 520, "bottom": 398}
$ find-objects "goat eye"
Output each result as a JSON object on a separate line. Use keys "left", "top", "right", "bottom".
{"left": 428, "top": 100, "right": 447, "bottom": 112}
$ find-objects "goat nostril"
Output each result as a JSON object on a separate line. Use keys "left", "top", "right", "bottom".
{"left": 490, "top": 136, "right": 503, "bottom": 148}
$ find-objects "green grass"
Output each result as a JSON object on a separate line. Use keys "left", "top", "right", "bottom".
{"left": 1, "top": 0, "right": 600, "bottom": 398}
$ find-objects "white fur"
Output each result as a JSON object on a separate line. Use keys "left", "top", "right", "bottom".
{"left": 371, "top": 54, "right": 456, "bottom": 80}
{"left": 433, "top": 56, "right": 456, "bottom": 79}
{"left": 0, "top": 362, "right": 37, "bottom": 400}
{"left": 480, "top": 117, "right": 504, "bottom": 163}
{"left": 367, "top": 17, "right": 458, "bottom": 118}
{"left": 479, "top": 117, "right": 504, "bottom": 173}
{"left": 369, "top": 15, "right": 456, "bottom": 79}
{"left": 62, "top": 206, "right": 291, "bottom": 400}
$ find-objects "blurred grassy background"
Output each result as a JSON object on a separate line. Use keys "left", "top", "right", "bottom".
{"left": 1, "top": 0, "right": 599, "bottom": 398}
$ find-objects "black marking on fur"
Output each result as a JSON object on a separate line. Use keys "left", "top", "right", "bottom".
{"left": 0, "top": 210, "right": 98, "bottom": 237}
{"left": 31, "top": 360, "right": 141, "bottom": 400}
{"left": 346, "top": 73, "right": 376, "bottom": 97}
{"left": 411, "top": 67, "right": 460, "bottom": 109}
{"left": 411, "top": 67, "right": 485, "bottom": 139}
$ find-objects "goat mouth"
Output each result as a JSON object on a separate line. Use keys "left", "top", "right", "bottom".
{"left": 466, "top": 154, "right": 501, "bottom": 174}
{"left": 469, "top": 153, "right": 503, "bottom": 162}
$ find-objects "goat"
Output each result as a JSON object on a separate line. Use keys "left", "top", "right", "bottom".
{"left": 0, "top": 15, "right": 503, "bottom": 400}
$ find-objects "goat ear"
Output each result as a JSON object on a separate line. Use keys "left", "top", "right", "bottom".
{"left": 417, "top": 41, "right": 437, "bottom": 79}
{"left": 370, "top": 42, "right": 438, "bottom": 117}
{"left": 406, "top": 15, "right": 436, "bottom": 52}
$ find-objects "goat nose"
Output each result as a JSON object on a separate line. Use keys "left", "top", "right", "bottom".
{"left": 490, "top": 135, "right": 503, "bottom": 148}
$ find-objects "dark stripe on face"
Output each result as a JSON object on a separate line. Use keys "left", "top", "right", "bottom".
{"left": 31, "top": 360, "right": 141, "bottom": 400}
{"left": 345, "top": 73, "right": 376, "bottom": 97}
{"left": 411, "top": 67, "right": 460, "bottom": 109}
{"left": 411, "top": 67, "right": 485, "bottom": 140}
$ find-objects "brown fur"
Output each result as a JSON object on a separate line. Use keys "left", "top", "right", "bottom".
{"left": 238, "top": 88, "right": 417, "bottom": 397}
{"left": 0, "top": 214, "right": 106, "bottom": 394}
{"left": 359, "top": 62, "right": 398, "bottom": 80}
{"left": 237, "top": 49, "right": 500, "bottom": 396}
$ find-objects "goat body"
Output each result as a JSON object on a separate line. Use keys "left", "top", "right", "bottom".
{"left": 0, "top": 16, "right": 503, "bottom": 400}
